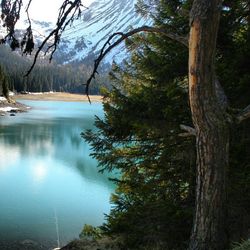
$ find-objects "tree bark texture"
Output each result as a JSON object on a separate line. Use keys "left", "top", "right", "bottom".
{"left": 188, "top": 0, "right": 229, "bottom": 249}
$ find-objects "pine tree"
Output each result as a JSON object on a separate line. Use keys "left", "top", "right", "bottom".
{"left": 0, "top": 65, "right": 9, "bottom": 99}
{"left": 83, "top": 1, "right": 250, "bottom": 249}
{"left": 83, "top": 3, "right": 196, "bottom": 248}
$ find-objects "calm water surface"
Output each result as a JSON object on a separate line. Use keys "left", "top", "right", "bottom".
{"left": 0, "top": 100, "right": 114, "bottom": 248}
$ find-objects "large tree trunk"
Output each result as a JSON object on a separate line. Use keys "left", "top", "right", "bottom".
{"left": 188, "top": 0, "right": 229, "bottom": 249}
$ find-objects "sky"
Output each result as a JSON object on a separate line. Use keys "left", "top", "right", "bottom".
{"left": 27, "top": 0, "right": 94, "bottom": 23}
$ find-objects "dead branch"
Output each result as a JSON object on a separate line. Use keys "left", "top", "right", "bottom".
{"left": 179, "top": 124, "right": 196, "bottom": 137}
{"left": 25, "top": 0, "right": 84, "bottom": 76}
{"left": 237, "top": 104, "right": 250, "bottom": 123}
{"left": 85, "top": 25, "right": 188, "bottom": 99}
{"left": 1, "top": 0, "right": 23, "bottom": 46}
{"left": 1, "top": 0, "right": 85, "bottom": 73}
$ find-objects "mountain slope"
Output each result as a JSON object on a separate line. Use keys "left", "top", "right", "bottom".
{"left": 0, "top": 0, "right": 148, "bottom": 65}
{"left": 56, "top": 0, "right": 148, "bottom": 63}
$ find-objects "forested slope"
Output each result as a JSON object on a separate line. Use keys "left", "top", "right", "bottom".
{"left": 0, "top": 45, "right": 110, "bottom": 94}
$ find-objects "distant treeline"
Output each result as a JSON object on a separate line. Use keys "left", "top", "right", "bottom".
{"left": 0, "top": 45, "right": 111, "bottom": 94}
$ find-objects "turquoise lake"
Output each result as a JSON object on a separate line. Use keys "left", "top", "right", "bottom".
{"left": 0, "top": 100, "right": 114, "bottom": 248}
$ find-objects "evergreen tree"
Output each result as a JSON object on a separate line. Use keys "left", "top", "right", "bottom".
{"left": 83, "top": 2, "right": 195, "bottom": 248}
{"left": 0, "top": 45, "right": 110, "bottom": 94}
{"left": 0, "top": 65, "right": 9, "bottom": 98}
{"left": 83, "top": 0, "right": 250, "bottom": 249}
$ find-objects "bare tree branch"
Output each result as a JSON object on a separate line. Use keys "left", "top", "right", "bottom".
{"left": 237, "top": 104, "right": 250, "bottom": 123}
{"left": 24, "top": 0, "right": 84, "bottom": 76}
{"left": 19, "top": 0, "right": 35, "bottom": 54}
{"left": 0, "top": 0, "right": 86, "bottom": 69}
{"left": 85, "top": 25, "right": 188, "bottom": 100}
{"left": 26, "top": 0, "right": 33, "bottom": 23}
{"left": 179, "top": 124, "right": 196, "bottom": 137}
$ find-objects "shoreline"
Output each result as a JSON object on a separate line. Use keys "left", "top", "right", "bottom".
{"left": 0, "top": 97, "right": 30, "bottom": 116}
{"left": 0, "top": 92, "right": 103, "bottom": 116}
{"left": 14, "top": 92, "right": 103, "bottom": 102}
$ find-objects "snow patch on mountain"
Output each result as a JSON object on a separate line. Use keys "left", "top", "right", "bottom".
{"left": 56, "top": 0, "right": 149, "bottom": 64}
{"left": 0, "top": 0, "right": 149, "bottom": 65}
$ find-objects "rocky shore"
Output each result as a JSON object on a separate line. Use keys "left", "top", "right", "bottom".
{"left": 0, "top": 96, "right": 30, "bottom": 116}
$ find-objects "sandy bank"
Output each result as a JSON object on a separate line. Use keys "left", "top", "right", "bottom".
{"left": 14, "top": 92, "right": 103, "bottom": 102}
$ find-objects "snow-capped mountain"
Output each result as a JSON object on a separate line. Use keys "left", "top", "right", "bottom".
{"left": 1, "top": 0, "right": 148, "bottom": 65}
{"left": 56, "top": 0, "right": 148, "bottom": 63}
